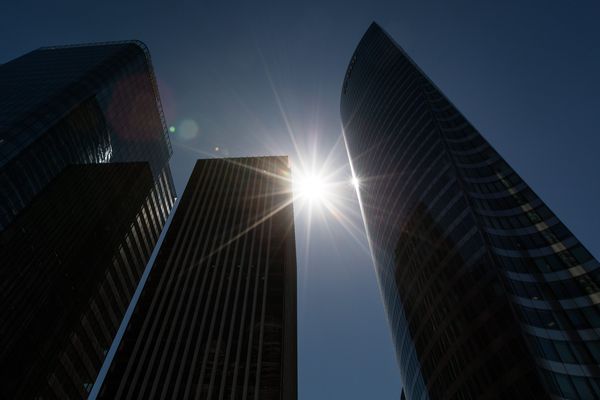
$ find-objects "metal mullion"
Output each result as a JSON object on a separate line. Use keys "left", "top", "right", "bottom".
{"left": 142, "top": 161, "right": 225, "bottom": 397}
{"left": 177, "top": 258, "right": 222, "bottom": 399}
{"left": 171, "top": 161, "right": 236, "bottom": 398}
{"left": 110, "top": 256, "right": 136, "bottom": 301}
{"left": 124, "top": 162, "right": 217, "bottom": 398}
{"left": 89, "top": 300, "right": 113, "bottom": 345}
{"left": 252, "top": 168, "right": 275, "bottom": 399}
{"left": 242, "top": 160, "right": 269, "bottom": 399}
{"left": 181, "top": 159, "right": 237, "bottom": 397}
{"left": 81, "top": 316, "right": 105, "bottom": 360}
{"left": 158, "top": 243, "right": 211, "bottom": 400}
{"left": 209, "top": 162, "right": 253, "bottom": 399}
{"left": 130, "top": 221, "right": 151, "bottom": 263}
{"left": 241, "top": 244, "right": 263, "bottom": 399}
{"left": 70, "top": 333, "right": 97, "bottom": 380}
{"left": 216, "top": 255, "right": 244, "bottom": 399}
{"left": 115, "top": 162, "right": 213, "bottom": 399}
{"left": 185, "top": 238, "right": 229, "bottom": 398}
{"left": 218, "top": 162, "right": 255, "bottom": 399}
{"left": 166, "top": 162, "right": 234, "bottom": 398}
{"left": 229, "top": 161, "right": 261, "bottom": 399}
{"left": 195, "top": 160, "right": 243, "bottom": 397}
{"left": 148, "top": 192, "right": 163, "bottom": 238}
{"left": 204, "top": 255, "right": 236, "bottom": 398}
{"left": 97, "top": 286, "right": 120, "bottom": 332}
{"left": 104, "top": 271, "right": 126, "bottom": 315}
{"left": 153, "top": 173, "right": 168, "bottom": 222}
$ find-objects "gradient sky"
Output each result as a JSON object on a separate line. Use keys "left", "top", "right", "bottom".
{"left": 2, "top": 1, "right": 599, "bottom": 398}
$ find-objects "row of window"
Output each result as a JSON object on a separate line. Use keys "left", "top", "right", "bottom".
{"left": 508, "top": 267, "right": 599, "bottom": 301}
{"left": 543, "top": 368, "right": 600, "bottom": 399}
{"left": 453, "top": 147, "right": 498, "bottom": 166}
{"left": 482, "top": 204, "right": 553, "bottom": 231}
{"left": 459, "top": 160, "right": 511, "bottom": 180}
{"left": 532, "top": 335, "right": 600, "bottom": 365}
{"left": 497, "top": 244, "right": 593, "bottom": 274}
{"left": 487, "top": 223, "right": 571, "bottom": 251}
{"left": 520, "top": 302, "right": 600, "bottom": 330}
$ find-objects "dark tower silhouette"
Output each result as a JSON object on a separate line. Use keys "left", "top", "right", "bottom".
{"left": 0, "top": 42, "right": 176, "bottom": 398}
{"left": 341, "top": 22, "right": 600, "bottom": 399}
{"left": 98, "top": 157, "right": 297, "bottom": 400}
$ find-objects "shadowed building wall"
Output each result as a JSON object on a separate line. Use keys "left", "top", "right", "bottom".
{"left": 98, "top": 156, "right": 297, "bottom": 400}
{"left": 341, "top": 22, "right": 600, "bottom": 399}
{"left": 0, "top": 42, "right": 176, "bottom": 399}
{"left": 0, "top": 163, "right": 165, "bottom": 398}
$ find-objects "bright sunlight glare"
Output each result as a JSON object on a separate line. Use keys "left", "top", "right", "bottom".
{"left": 294, "top": 172, "right": 328, "bottom": 203}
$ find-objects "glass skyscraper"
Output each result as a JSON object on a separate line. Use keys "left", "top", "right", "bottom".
{"left": 97, "top": 157, "right": 297, "bottom": 400}
{"left": 0, "top": 42, "right": 176, "bottom": 398}
{"left": 0, "top": 41, "right": 174, "bottom": 229}
{"left": 341, "top": 22, "right": 600, "bottom": 399}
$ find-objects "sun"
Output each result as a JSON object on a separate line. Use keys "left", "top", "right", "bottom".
{"left": 294, "top": 172, "right": 328, "bottom": 203}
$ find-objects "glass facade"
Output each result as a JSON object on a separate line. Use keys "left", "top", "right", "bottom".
{"left": 98, "top": 157, "right": 297, "bottom": 400}
{"left": 0, "top": 41, "right": 174, "bottom": 230}
{"left": 341, "top": 22, "right": 600, "bottom": 399}
{"left": 0, "top": 42, "right": 176, "bottom": 398}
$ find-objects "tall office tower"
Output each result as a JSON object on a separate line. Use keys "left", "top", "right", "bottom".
{"left": 98, "top": 157, "right": 297, "bottom": 400}
{"left": 0, "top": 163, "right": 160, "bottom": 399}
{"left": 341, "top": 23, "right": 600, "bottom": 399}
{"left": 0, "top": 41, "right": 174, "bottom": 229}
{"left": 0, "top": 42, "right": 176, "bottom": 398}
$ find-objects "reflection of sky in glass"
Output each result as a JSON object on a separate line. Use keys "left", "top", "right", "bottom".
{"left": 99, "top": 141, "right": 112, "bottom": 163}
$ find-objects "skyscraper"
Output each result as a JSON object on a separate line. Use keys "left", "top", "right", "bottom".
{"left": 97, "top": 157, "right": 297, "bottom": 400}
{"left": 0, "top": 163, "right": 160, "bottom": 399}
{"left": 341, "top": 23, "right": 600, "bottom": 399}
{"left": 0, "top": 42, "right": 176, "bottom": 398}
{"left": 0, "top": 41, "right": 175, "bottom": 229}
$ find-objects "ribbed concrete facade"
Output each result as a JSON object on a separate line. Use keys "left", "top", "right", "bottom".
{"left": 342, "top": 22, "right": 600, "bottom": 399}
{"left": 99, "top": 156, "right": 297, "bottom": 400}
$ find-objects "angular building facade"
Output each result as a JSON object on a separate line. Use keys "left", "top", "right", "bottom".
{"left": 0, "top": 42, "right": 176, "bottom": 398}
{"left": 98, "top": 157, "right": 297, "bottom": 400}
{"left": 341, "top": 23, "right": 600, "bottom": 399}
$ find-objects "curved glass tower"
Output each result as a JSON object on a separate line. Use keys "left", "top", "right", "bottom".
{"left": 341, "top": 22, "right": 600, "bottom": 399}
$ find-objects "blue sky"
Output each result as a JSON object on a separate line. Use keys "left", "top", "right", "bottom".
{"left": 2, "top": 1, "right": 599, "bottom": 398}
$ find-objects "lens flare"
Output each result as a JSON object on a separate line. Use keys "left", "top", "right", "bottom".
{"left": 178, "top": 119, "right": 199, "bottom": 140}
{"left": 295, "top": 173, "right": 327, "bottom": 202}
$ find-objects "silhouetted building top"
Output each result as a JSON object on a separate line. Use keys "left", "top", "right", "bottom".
{"left": 98, "top": 156, "right": 297, "bottom": 400}
{"left": 0, "top": 41, "right": 175, "bottom": 229}
{"left": 341, "top": 22, "right": 600, "bottom": 399}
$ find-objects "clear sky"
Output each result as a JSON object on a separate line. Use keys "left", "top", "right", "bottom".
{"left": 2, "top": 1, "right": 599, "bottom": 399}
